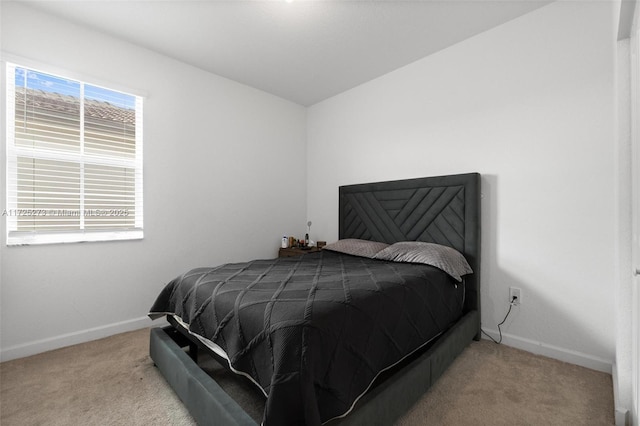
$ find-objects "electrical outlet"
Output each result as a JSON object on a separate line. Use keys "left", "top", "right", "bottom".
{"left": 509, "top": 287, "right": 521, "bottom": 305}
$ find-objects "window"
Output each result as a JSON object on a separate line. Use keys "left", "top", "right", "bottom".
{"left": 5, "top": 63, "right": 143, "bottom": 245}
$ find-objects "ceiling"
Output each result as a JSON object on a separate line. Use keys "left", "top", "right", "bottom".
{"left": 16, "top": 0, "right": 553, "bottom": 106}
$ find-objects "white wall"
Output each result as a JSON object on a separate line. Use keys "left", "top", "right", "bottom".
{"left": 307, "top": 1, "right": 617, "bottom": 370}
{"left": 0, "top": 3, "right": 308, "bottom": 360}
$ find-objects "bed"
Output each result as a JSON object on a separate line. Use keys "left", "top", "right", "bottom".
{"left": 148, "top": 172, "right": 481, "bottom": 426}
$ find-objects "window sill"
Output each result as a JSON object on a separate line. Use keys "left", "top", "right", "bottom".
{"left": 6, "top": 229, "right": 144, "bottom": 246}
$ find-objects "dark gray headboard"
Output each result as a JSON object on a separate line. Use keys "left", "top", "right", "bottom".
{"left": 339, "top": 173, "right": 481, "bottom": 314}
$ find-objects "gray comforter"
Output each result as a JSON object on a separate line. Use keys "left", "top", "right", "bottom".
{"left": 149, "top": 251, "right": 463, "bottom": 426}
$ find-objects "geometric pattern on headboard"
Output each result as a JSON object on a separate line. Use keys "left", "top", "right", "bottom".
{"left": 339, "top": 173, "right": 481, "bottom": 316}
{"left": 340, "top": 185, "right": 466, "bottom": 253}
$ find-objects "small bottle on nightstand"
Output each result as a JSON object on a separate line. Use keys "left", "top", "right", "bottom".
{"left": 282, "top": 236, "right": 288, "bottom": 248}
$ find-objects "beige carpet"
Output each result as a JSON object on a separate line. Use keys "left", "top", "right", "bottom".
{"left": 0, "top": 328, "right": 614, "bottom": 425}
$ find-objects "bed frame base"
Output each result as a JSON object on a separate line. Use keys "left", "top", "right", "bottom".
{"left": 150, "top": 310, "right": 479, "bottom": 426}
{"left": 150, "top": 326, "right": 257, "bottom": 426}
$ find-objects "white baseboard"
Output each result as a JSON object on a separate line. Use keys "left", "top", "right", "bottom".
{"left": 481, "top": 328, "right": 612, "bottom": 374}
{"left": 0, "top": 316, "right": 169, "bottom": 362}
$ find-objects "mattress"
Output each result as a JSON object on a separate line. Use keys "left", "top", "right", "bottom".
{"left": 149, "top": 250, "right": 464, "bottom": 426}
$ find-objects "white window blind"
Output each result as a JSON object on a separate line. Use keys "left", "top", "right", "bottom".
{"left": 5, "top": 63, "right": 143, "bottom": 245}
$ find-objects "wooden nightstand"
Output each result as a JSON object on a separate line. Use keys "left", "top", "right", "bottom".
{"left": 278, "top": 247, "right": 321, "bottom": 258}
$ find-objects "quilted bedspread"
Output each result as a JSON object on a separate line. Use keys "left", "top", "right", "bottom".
{"left": 149, "top": 250, "right": 464, "bottom": 426}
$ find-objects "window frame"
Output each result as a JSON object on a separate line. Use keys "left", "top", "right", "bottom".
{"left": 4, "top": 59, "right": 144, "bottom": 246}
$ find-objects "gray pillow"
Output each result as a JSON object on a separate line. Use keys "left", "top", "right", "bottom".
{"left": 323, "top": 239, "right": 389, "bottom": 258}
{"left": 373, "top": 241, "right": 472, "bottom": 282}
